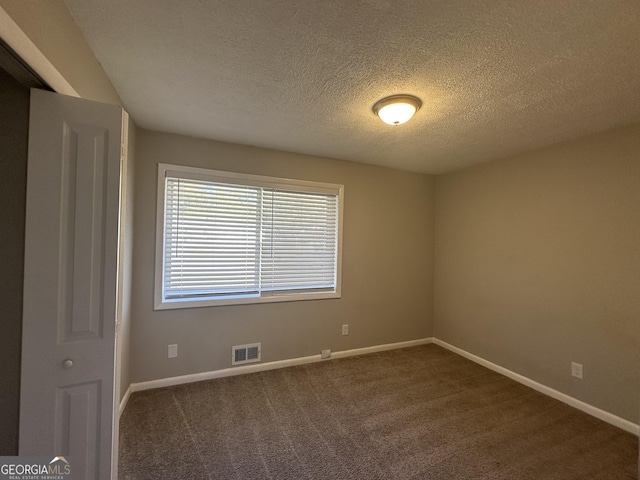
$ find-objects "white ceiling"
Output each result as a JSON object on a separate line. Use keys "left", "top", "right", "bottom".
{"left": 63, "top": 0, "right": 640, "bottom": 174}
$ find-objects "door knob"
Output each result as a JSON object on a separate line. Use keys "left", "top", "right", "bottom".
{"left": 62, "top": 359, "right": 74, "bottom": 369}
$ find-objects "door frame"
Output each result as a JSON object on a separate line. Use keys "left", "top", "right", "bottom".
{"left": 0, "top": 5, "right": 79, "bottom": 97}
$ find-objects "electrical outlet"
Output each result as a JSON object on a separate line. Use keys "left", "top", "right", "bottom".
{"left": 342, "top": 324, "right": 349, "bottom": 335}
{"left": 321, "top": 349, "right": 331, "bottom": 359}
{"left": 168, "top": 344, "right": 178, "bottom": 359}
{"left": 571, "top": 362, "right": 583, "bottom": 379}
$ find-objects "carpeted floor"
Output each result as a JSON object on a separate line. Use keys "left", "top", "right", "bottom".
{"left": 119, "top": 344, "right": 638, "bottom": 479}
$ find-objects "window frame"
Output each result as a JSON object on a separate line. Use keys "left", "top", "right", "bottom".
{"left": 154, "top": 163, "right": 344, "bottom": 310}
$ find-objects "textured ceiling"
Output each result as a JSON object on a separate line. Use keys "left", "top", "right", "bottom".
{"left": 63, "top": 0, "right": 640, "bottom": 174}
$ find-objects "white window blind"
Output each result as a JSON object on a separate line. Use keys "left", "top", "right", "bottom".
{"left": 164, "top": 178, "right": 260, "bottom": 299}
{"left": 260, "top": 189, "right": 338, "bottom": 293}
{"left": 157, "top": 164, "right": 343, "bottom": 309}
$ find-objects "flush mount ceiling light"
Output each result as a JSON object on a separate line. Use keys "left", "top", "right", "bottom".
{"left": 373, "top": 94, "right": 422, "bottom": 126}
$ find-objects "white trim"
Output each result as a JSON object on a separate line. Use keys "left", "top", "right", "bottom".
{"left": 158, "top": 163, "right": 344, "bottom": 194}
{"left": 330, "top": 338, "right": 433, "bottom": 359}
{"left": 119, "top": 384, "right": 133, "bottom": 418}
{"left": 0, "top": 6, "right": 79, "bottom": 96}
{"left": 157, "top": 291, "right": 342, "bottom": 310}
{"left": 433, "top": 338, "right": 639, "bottom": 436}
{"left": 129, "top": 338, "right": 434, "bottom": 394}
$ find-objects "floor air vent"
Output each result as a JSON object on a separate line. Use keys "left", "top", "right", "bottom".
{"left": 232, "top": 343, "right": 261, "bottom": 366}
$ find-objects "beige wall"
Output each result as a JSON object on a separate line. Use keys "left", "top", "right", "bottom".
{"left": 0, "top": 0, "right": 122, "bottom": 106}
{"left": 129, "top": 129, "right": 434, "bottom": 383}
{"left": 434, "top": 124, "right": 640, "bottom": 423}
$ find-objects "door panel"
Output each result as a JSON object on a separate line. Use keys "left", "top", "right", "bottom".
{"left": 20, "top": 88, "right": 123, "bottom": 480}
{"left": 59, "top": 123, "right": 109, "bottom": 342}
{"left": 55, "top": 381, "right": 100, "bottom": 473}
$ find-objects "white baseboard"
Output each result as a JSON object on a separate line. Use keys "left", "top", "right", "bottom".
{"left": 128, "top": 337, "right": 434, "bottom": 395}
{"left": 119, "top": 384, "right": 133, "bottom": 418}
{"left": 433, "top": 338, "right": 640, "bottom": 436}
{"left": 330, "top": 338, "right": 434, "bottom": 359}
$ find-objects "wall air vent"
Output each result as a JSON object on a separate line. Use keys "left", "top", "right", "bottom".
{"left": 232, "top": 343, "right": 261, "bottom": 366}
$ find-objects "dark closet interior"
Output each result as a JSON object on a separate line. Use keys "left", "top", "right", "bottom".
{"left": 0, "top": 40, "right": 47, "bottom": 455}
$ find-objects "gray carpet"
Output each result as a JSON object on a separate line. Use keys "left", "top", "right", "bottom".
{"left": 119, "top": 344, "right": 638, "bottom": 479}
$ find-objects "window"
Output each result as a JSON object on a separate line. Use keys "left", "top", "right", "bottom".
{"left": 155, "top": 164, "right": 343, "bottom": 309}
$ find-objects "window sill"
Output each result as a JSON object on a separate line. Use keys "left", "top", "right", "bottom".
{"left": 154, "top": 290, "right": 341, "bottom": 310}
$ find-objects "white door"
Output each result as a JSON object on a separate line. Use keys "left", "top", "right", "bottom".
{"left": 20, "top": 88, "right": 124, "bottom": 480}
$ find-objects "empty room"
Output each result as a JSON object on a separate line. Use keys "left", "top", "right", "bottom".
{"left": 0, "top": 1, "right": 638, "bottom": 479}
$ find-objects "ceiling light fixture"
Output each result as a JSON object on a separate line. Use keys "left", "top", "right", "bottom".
{"left": 373, "top": 94, "right": 422, "bottom": 126}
